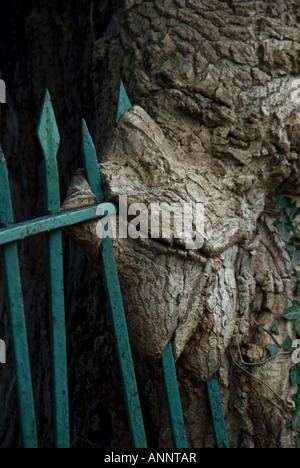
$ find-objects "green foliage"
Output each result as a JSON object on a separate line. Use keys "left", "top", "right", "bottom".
{"left": 290, "top": 365, "right": 300, "bottom": 387}
{"left": 283, "top": 301, "right": 300, "bottom": 335}
{"left": 251, "top": 195, "right": 300, "bottom": 439}
{"left": 281, "top": 336, "right": 295, "bottom": 351}
{"left": 293, "top": 389, "right": 300, "bottom": 429}
{"left": 277, "top": 219, "right": 295, "bottom": 242}
{"left": 265, "top": 343, "right": 280, "bottom": 357}
{"left": 277, "top": 195, "right": 295, "bottom": 212}
{"left": 285, "top": 243, "right": 300, "bottom": 267}
{"left": 276, "top": 195, "right": 300, "bottom": 265}
{"left": 273, "top": 195, "right": 300, "bottom": 437}
{"left": 271, "top": 325, "right": 279, "bottom": 335}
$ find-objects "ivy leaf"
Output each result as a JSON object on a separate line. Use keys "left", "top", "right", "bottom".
{"left": 292, "top": 251, "right": 300, "bottom": 268}
{"left": 283, "top": 302, "right": 300, "bottom": 335}
{"left": 289, "top": 367, "right": 300, "bottom": 387}
{"left": 266, "top": 344, "right": 280, "bottom": 357}
{"left": 258, "top": 324, "right": 265, "bottom": 334}
{"left": 287, "top": 204, "right": 299, "bottom": 221}
{"left": 279, "top": 216, "right": 292, "bottom": 224}
{"left": 277, "top": 195, "right": 294, "bottom": 212}
{"left": 271, "top": 325, "right": 279, "bottom": 335}
{"left": 281, "top": 336, "right": 295, "bottom": 351}
{"left": 283, "top": 301, "right": 300, "bottom": 321}
{"left": 285, "top": 243, "right": 300, "bottom": 267}
{"left": 285, "top": 421, "right": 293, "bottom": 430}
{"left": 292, "top": 390, "right": 300, "bottom": 429}
{"left": 277, "top": 222, "right": 293, "bottom": 241}
{"left": 293, "top": 405, "right": 300, "bottom": 429}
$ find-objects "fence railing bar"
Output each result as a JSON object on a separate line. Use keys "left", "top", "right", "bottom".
{"left": 37, "top": 90, "right": 70, "bottom": 448}
{"left": 0, "top": 148, "right": 38, "bottom": 448}
{"left": 81, "top": 118, "right": 148, "bottom": 448}
{"left": 114, "top": 83, "right": 188, "bottom": 448}
{"left": 0, "top": 203, "right": 117, "bottom": 246}
{"left": 161, "top": 341, "right": 188, "bottom": 449}
{"left": 206, "top": 375, "right": 229, "bottom": 449}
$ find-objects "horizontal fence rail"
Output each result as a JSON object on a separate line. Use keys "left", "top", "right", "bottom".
{"left": 0, "top": 204, "right": 117, "bottom": 246}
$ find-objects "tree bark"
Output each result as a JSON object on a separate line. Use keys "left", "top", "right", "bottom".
{"left": 1, "top": 0, "right": 300, "bottom": 448}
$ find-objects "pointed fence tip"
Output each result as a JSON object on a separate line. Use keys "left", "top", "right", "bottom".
{"left": 0, "top": 145, "right": 6, "bottom": 164}
{"left": 41, "top": 88, "right": 51, "bottom": 107}
{"left": 81, "top": 119, "right": 94, "bottom": 147}
{"left": 115, "top": 81, "right": 132, "bottom": 126}
{"left": 81, "top": 118, "right": 89, "bottom": 134}
{"left": 36, "top": 88, "right": 60, "bottom": 151}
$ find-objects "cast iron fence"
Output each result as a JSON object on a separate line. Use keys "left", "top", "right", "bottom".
{"left": 0, "top": 84, "right": 229, "bottom": 449}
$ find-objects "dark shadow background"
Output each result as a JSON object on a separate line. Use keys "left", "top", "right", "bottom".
{"left": 0, "top": 0, "right": 133, "bottom": 448}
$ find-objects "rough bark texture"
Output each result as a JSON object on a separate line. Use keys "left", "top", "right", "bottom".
{"left": 65, "top": 0, "right": 300, "bottom": 448}
{"left": 1, "top": 0, "right": 300, "bottom": 448}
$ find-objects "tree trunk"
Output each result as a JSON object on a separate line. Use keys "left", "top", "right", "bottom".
{"left": 1, "top": 0, "right": 300, "bottom": 448}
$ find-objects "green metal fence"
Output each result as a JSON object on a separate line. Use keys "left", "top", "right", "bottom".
{"left": 0, "top": 85, "right": 229, "bottom": 449}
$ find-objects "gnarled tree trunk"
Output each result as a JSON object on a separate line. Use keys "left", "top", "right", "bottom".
{"left": 1, "top": 0, "right": 300, "bottom": 448}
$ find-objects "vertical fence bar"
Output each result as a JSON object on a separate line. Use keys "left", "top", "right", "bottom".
{"left": 81, "top": 119, "right": 148, "bottom": 448}
{"left": 36, "top": 90, "right": 70, "bottom": 448}
{"left": 207, "top": 375, "right": 229, "bottom": 448}
{"left": 161, "top": 342, "right": 188, "bottom": 448}
{"left": 0, "top": 148, "right": 38, "bottom": 448}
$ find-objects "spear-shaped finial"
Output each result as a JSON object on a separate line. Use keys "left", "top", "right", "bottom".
{"left": 36, "top": 89, "right": 61, "bottom": 214}
{"left": 115, "top": 82, "right": 132, "bottom": 126}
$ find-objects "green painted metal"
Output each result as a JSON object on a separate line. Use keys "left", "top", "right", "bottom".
{"left": 0, "top": 83, "right": 230, "bottom": 449}
{"left": 0, "top": 203, "right": 117, "bottom": 246}
{"left": 81, "top": 120, "right": 104, "bottom": 203}
{"left": 161, "top": 342, "right": 188, "bottom": 449}
{"left": 81, "top": 120, "right": 148, "bottom": 448}
{"left": 115, "top": 82, "right": 132, "bottom": 125}
{"left": 207, "top": 375, "right": 229, "bottom": 448}
{"left": 0, "top": 148, "right": 13, "bottom": 227}
{"left": 0, "top": 149, "right": 38, "bottom": 448}
{"left": 36, "top": 90, "right": 61, "bottom": 214}
{"left": 37, "top": 90, "right": 70, "bottom": 448}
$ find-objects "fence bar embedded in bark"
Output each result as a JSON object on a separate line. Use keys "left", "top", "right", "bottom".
{"left": 161, "top": 341, "right": 188, "bottom": 448}
{"left": 81, "top": 118, "right": 148, "bottom": 449}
